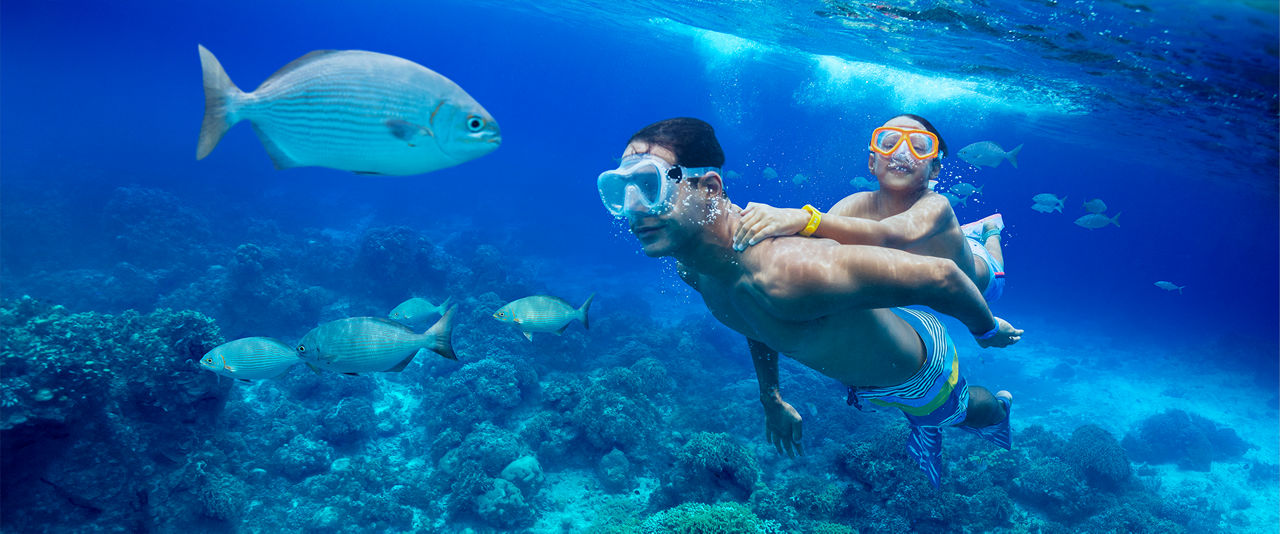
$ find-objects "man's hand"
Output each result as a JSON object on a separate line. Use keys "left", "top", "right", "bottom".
{"left": 734, "top": 202, "right": 811, "bottom": 251}
{"left": 762, "top": 395, "right": 804, "bottom": 457}
{"left": 976, "top": 317, "right": 1023, "bottom": 348}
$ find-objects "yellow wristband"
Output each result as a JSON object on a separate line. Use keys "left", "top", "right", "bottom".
{"left": 799, "top": 204, "right": 822, "bottom": 236}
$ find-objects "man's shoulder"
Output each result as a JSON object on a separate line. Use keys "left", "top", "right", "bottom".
{"left": 830, "top": 192, "right": 874, "bottom": 216}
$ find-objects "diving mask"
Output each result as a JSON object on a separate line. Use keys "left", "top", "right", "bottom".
{"left": 870, "top": 127, "right": 940, "bottom": 160}
{"left": 597, "top": 154, "right": 720, "bottom": 217}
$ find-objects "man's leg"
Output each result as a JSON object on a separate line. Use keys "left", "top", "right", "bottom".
{"left": 958, "top": 386, "right": 1012, "bottom": 450}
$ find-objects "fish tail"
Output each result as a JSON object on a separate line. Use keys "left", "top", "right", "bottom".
{"left": 1111, "top": 212, "right": 1121, "bottom": 228}
{"left": 426, "top": 306, "right": 458, "bottom": 360}
{"left": 1006, "top": 144, "right": 1023, "bottom": 169}
{"left": 579, "top": 293, "right": 596, "bottom": 330}
{"left": 437, "top": 296, "right": 454, "bottom": 315}
{"left": 197, "top": 44, "right": 245, "bottom": 160}
{"left": 1178, "top": 285, "right": 1184, "bottom": 295}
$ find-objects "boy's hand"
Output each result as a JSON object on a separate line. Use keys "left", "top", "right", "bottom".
{"left": 761, "top": 395, "right": 804, "bottom": 457}
{"left": 735, "top": 202, "right": 811, "bottom": 251}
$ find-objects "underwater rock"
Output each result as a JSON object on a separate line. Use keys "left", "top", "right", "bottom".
{"left": 499, "top": 455, "right": 544, "bottom": 496}
{"left": 597, "top": 448, "right": 632, "bottom": 493}
{"left": 476, "top": 478, "right": 533, "bottom": 528}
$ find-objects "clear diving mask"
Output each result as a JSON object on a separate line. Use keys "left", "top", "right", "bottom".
{"left": 597, "top": 154, "right": 720, "bottom": 217}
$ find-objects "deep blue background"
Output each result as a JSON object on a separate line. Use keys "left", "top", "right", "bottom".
{"left": 3, "top": 0, "right": 1277, "bottom": 365}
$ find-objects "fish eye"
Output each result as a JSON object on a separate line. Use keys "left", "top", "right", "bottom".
{"left": 467, "top": 117, "right": 484, "bottom": 132}
{"left": 204, "top": 358, "right": 212, "bottom": 363}
{"left": 297, "top": 345, "right": 305, "bottom": 352}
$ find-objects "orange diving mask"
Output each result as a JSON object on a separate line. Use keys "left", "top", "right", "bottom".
{"left": 869, "top": 127, "right": 939, "bottom": 160}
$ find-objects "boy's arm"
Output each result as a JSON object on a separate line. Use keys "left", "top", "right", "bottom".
{"left": 744, "top": 236, "right": 1021, "bottom": 345}
{"left": 820, "top": 193, "right": 954, "bottom": 248}
{"left": 734, "top": 194, "right": 953, "bottom": 250}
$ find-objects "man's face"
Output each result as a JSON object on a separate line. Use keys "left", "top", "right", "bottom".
{"left": 867, "top": 116, "right": 940, "bottom": 192}
{"left": 617, "top": 142, "right": 710, "bottom": 258}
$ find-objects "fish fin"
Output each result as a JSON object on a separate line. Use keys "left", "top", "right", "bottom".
{"left": 553, "top": 325, "right": 566, "bottom": 336}
{"left": 579, "top": 292, "right": 595, "bottom": 330}
{"left": 386, "top": 351, "right": 418, "bottom": 373}
{"left": 259, "top": 50, "right": 341, "bottom": 89}
{"left": 306, "top": 363, "right": 323, "bottom": 375}
{"left": 1111, "top": 211, "right": 1121, "bottom": 228}
{"left": 342, "top": 372, "right": 359, "bottom": 376}
{"left": 249, "top": 123, "right": 300, "bottom": 169}
{"left": 1006, "top": 144, "right": 1023, "bottom": 169}
{"left": 522, "top": 331, "right": 534, "bottom": 342}
{"left": 196, "top": 45, "right": 245, "bottom": 160}
{"left": 273, "top": 369, "right": 292, "bottom": 379}
{"left": 438, "top": 296, "right": 453, "bottom": 315}
{"left": 386, "top": 119, "right": 433, "bottom": 144}
{"left": 426, "top": 306, "right": 458, "bottom": 360}
{"left": 353, "top": 170, "right": 386, "bottom": 175}
{"left": 238, "top": 379, "right": 251, "bottom": 383}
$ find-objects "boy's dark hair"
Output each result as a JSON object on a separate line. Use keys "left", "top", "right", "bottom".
{"left": 893, "top": 113, "right": 948, "bottom": 159}
{"left": 628, "top": 117, "right": 725, "bottom": 168}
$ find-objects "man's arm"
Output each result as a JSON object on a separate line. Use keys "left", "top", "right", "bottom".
{"left": 748, "top": 338, "right": 803, "bottom": 457}
{"left": 746, "top": 237, "right": 1018, "bottom": 343}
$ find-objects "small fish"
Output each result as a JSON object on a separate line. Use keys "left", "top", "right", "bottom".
{"left": 950, "top": 183, "right": 983, "bottom": 197}
{"left": 1154, "top": 281, "right": 1185, "bottom": 294}
{"left": 762, "top": 167, "right": 779, "bottom": 180}
{"left": 1083, "top": 198, "right": 1108, "bottom": 214}
{"left": 850, "top": 176, "right": 878, "bottom": 191}
{"left": 197, "top": 45, "right": 501, "bottom": 176}
{"left": 390, "top": 296, "right": 453, "bottom": 327}
{"left": 1030, "top": 203, "right": 1057, "bottom": 213}
{"left": 297, "top": 308, "right": 457, "bottom": 374}
{"left": 494, "top": 294, "right": 595, "bottom": 341}
{"left": 792, "top": 173, "right": 808, "bottom": 185}
{"left": 1074, "top": 212, "right": 1121, "bottom": 229}
{"left": 958, "top": 141, "right": 1023, "bottom": 169}
{"left": 942, "top": 192, "right": 968, "bottom": 207}
{"left": 200, "top": 337, "right": 302, "bottom": 380}
{"left": 1032, "top": 193, "right": 1066, "bottom": 211}
{"left": 724, "top": 170, "right": 741, "bottom": 180}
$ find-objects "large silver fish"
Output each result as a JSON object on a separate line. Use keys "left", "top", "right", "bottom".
{"left": 297, "top": 308, "right": 457, "bottom": 375}
{"left": 494, "top": 294, "right": 594, "bottom": 341}
{"left": 1074, "top": 212, "right": 1121, "bottom": 230}
{"left": 389, "top": 296, "right": 453, "bottom": 328}
{"left": 958, "top": 141, "right": 1023, "bottom": 169}
{"left": 197, "top": 45, "right": 501, "bottom": 176}
{"left": 200, "top": 337, "right": 301, "bottom": 380}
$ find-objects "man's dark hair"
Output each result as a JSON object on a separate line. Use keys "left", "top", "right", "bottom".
{"left": 893, "top": 113, "right": 948, "bottom": 159}
{"left": 628, "top": 117, "right": 725, "bottom": 168}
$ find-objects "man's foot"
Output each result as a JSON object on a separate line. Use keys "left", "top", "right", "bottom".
{"left": 995, "top": 390, "right": 1012, "bottom": 420}
{"left": 959, "top": 390, "right": 1012, "bottom": 450}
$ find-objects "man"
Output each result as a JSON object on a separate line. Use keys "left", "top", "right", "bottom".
{"left": 596, "top": 118, "right": 1023, "bottom": 489}
{"left": 732, "top": 114, "right": 1007, "bottom": 303}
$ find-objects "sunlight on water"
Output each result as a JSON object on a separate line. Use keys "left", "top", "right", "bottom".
{"left": 652, "top": 16, "right": 1090, "bottom": 119}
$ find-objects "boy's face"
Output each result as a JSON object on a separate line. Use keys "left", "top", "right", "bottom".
{"left": 867, "top": 116, "right": 940, "bottom": 192}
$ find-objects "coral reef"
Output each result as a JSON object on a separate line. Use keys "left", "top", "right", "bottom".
{"left": 640, "top": 502, "right": 782, "bottom": 534}
{"left": 1122, "top": 409, "right": 1252, "bottom": 471}
{"left": 1062, "top": 424, "right": 1132, "bottom": 491}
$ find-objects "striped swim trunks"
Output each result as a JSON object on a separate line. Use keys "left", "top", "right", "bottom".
{"left": 846, "top": 307, "right": 1010, "bottom": 489}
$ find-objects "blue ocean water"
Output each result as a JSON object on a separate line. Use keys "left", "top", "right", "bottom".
{"left": 2, "top": 0, "right": 1277, "bottom": 532}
